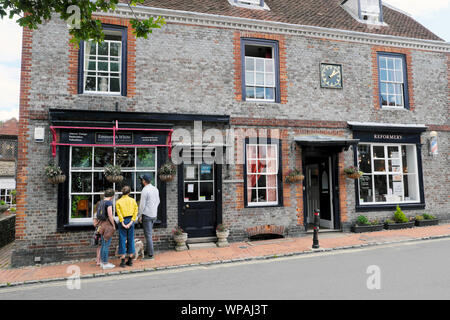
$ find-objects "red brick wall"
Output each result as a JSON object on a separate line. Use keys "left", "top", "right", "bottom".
{"left": 16, "top": 26, "right": 33, "bottom": 240}
{"left": 233, "top": 31, "right": 288, "bottom": 104}
{"left": 371, "top": 46, "right": 415, "bottom": 111}
{"left": 68, "top": 15, "right": 137, "bottom": 97}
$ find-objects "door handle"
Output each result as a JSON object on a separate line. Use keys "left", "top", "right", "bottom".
{"left": 185, "top": 204, "right": 190, "bottom": 209}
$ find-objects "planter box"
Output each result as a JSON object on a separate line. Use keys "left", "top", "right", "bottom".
{"left": 351, "top": 224, "right": 384, "bottom": 233}
{"left": 384, "top": 221, "right": 415, "bottom": 230}
{"left": 415, "top": 219, "right": 439, "bottom": 227}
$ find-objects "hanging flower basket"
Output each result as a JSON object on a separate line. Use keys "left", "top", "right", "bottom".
{"left": 344, "top": 166, "right": 363, "bottom": 179}
{"left": 48, "top": 174, "right": 67, "bottom": 184}
{"left": 104, "top": 165, "right": 123, "bottom": 183}
{"left": 159, "top": 161, "right": 176, "bottom": 182}
{"left": 45, "top": 163, "right": 66, "bottom": 184}
{"left": 285, "top": 169, "right": 304, "bottom": 183}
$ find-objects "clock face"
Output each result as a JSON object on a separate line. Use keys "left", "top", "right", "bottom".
{"left": 320, "top": 64, "right": 342, "bottom": 89}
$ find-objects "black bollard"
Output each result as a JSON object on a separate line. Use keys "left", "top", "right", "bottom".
{"left": 312, "top": 209, "right": 320, "bottom": 249}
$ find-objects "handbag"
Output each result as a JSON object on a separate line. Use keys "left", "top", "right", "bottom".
{"left": 91, "top": 229, "right": 101, "bottom": 246}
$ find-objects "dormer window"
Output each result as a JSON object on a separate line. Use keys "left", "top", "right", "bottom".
{"left": 341, "top": 0, "right": 386, "bottom": 26}
{"left": 229, "top": 0, "right": 270, "bottom": 10}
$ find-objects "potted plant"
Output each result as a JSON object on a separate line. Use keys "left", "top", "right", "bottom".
{"left": 159, "top": 161, "right": 176, "bottom": 182}
{"left": 172, "top": 226, "right": 188, "bottom": 251}
{"left": 104, "top": 164, "right": 123, "bottom": 183}
{"left": 45, "top": 163, "right": 66, "bottom": 184}
{"left": 0, "top": 201, "right": 8, "bottom": 214}
{"left": 384, "top": 205, "right": 415, "bottom": 230}
{"left": 343, "top": 166, "right": 363, "bottom": 179}
{"left": 351, "top": 215, "right": 384, "bottom": 233}
{"left": 216, "top": 224, "right": 230, "bottom": 247}
{"left": 415, "top": 214, "right": 439, "bottom": 227}
{"left": 285, "top": 169, "right": 304, "bottom": 183}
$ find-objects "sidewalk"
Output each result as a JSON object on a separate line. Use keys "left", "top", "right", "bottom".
{"left": 1, "top": 224, "right": 450, "bottom": 287}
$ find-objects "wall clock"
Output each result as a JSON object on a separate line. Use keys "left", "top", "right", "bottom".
{"left": 320, "top": 63, "right": 343, "bottom": 89}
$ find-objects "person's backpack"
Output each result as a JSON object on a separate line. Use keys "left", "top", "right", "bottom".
{"left": 96, "top": 200, "right": 107, "bottom": 221}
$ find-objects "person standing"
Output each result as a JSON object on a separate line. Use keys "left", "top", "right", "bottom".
{"left": 116, "top": 185, "right": 138, "bottom": 267}
{"left": 138, "top": 174, "right": 160, "bottom": 259}
{"left": 97, "top": 188, "right": 116, "bottom": 269}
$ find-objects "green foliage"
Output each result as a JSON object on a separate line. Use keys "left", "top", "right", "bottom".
{"left": 0, "top": 200, "right": 5, "bottom": 206}
{"left": 104, "top": 164, "right": 121, "bottom": 177}
{"left": 45, "top": 163, "right": 63, "bottom": 178}
{"left": 422, "top": 213, "right": 436, "bottom": 220}
{"left": 393, "top": 205, "right": 408, "bottom": 223}
{"left": 9, "top": 207, "right": 16, "bottom": 213}
{"left": 356, "top": 215, "right": 370, "bottom": 226}
{"left": 385, "top": 218, "right": 395, "bottom": 224}
{"left": 370, "top": 219, "right": 381, "bottom": 225}
{"left": 159, "top": 161, "right": 176, "bottom": 175}
{"left": 415, "top": 215, "right": 424, "bottom": 221}
{"left": 0, "top": 0, "right": 165, "bottom": 45}
{"left": 216, "top": 224, "right": 228, "bottom": 232}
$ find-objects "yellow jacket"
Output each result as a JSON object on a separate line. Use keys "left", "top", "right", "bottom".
{"left": 116, "top": 195, "right": 138, "bottom": 223}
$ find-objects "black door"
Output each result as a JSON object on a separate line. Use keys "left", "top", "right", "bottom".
{"left": 178, "top": 162, "right": 222, "bottom": 238}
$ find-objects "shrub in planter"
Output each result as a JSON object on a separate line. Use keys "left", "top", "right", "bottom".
{"left": 351, "top": 215, "right": 384, "bottom": 233}
{"left": 343, "top": 166, "right": 363, "bottom": 179}
{"left": 415, "top": 214, "right": 439, "bottom": 227}
{"left": 285, "top": 169, "right": 304, "bottom": 183}
{"left": 384, "top": 206, "right": 415, "bottom": 230}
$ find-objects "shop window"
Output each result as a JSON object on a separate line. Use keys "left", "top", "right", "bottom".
{"left": 79, "top": 25, "right": 127, "bottom": 95}
{"left": 357, "top": 143, "right": 419, "bottom": 205}
{"left": 69, "top": 146, "right": 156, "bottom": 222}
{"left": 378, "top": 53, "right": 409, "bottom": 109}
{"left": 244, "top": 139, "right": 282, "bottom": 207}
{"left": 242, "top": 39, "right": 280, "bottom": 103}
{"left": 0, "top": 189, "right": 13, "bottom": 205}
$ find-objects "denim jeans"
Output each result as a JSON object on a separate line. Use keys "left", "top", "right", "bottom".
{"left": 142, "top": 215, "right": 156, "bottom": 256}
{"left": 100, "top": 236, "right": 112, "bottom": 263}
{"left": 118, "top": 217, "right": 135, "bottom": 256}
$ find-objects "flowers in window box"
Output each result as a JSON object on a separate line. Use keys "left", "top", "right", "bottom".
{"left": 343, "top": 166, "right": 363, "bottom": 179}
{"left": 159, "top": 161, "right": 176, "bottom": 182}
{"left": 45, "top": 163, "right": 66, "bottom": 184}
{"left": 0, "top": 200, "right": 8, "bottom": 213}
{"left": 285, "top": 169, "right": 304, "bottom": 183}
{"left": 104, "top": 164, "right": 123, "bottom": 183}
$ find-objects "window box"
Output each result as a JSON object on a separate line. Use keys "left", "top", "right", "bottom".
{"left": 351, "top": 224, "right": 384, "bottom": 233}
{"left": 384, "top": 221, "right": 415, "bottom": 230}
{"left": 415, "top": 219, "right": 439, "bottom": 227}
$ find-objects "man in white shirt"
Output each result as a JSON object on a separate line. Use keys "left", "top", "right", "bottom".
{"left": 138, "top": 174, "right": 160, "bottom": 259}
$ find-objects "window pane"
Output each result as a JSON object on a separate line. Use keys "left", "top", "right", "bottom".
{"left": 258, "top": 145, "right": 267, "bottom": 159}
{"left": 94, "top": 147, "right": 113, "bottom": 168}
{"left": 373, "top": 146, "right": 384, "bottom": 158}
{"left": 387, "top": 58, "right": 394, "bottom": 69}
{"left": 380, "top": 82, "right": 387, "bottom": 94}
{"left": 110, "top": 78, "right": 120, "bottom": 93}
{"left": 267, "top": 188, "right": 277, "bottom": 202}
{"left": 265, "top": 73, "right": 275, "bottom": 86}
{"left": 246, "top": 86, "right": 255, "bottom": 99}
{"left": 255, "top": 72, "right": 264, "bottom": 86}
{"left": 184, "top": 182, "right": 198, "bottom": 201}
{"left": 374, "top": 175, "right": 387, "bottom": 202}
{"left": 72, "top": 172, "right": 92, "bottom": 193}
{"left": 395, "top": 95, "right": 403, "bottom": 106}
{"left": 395, "top": 58, "right": 402, "bottom": 70}
{"left": 71, "top": 195, "right": 92, "bottom": 219}
{"left": 115, "top": 172, "right": 134, "bottom": 192}
{"left": 110, "top": 62, "right": 119, "bottom": 72}
{"left": 380, "top": 69, "right": 387, "bottom": 81}
{"left": 257, "top": 189, "right": 267, "bottom": 202}
{"left": 184, "top": 165, "right": 198, "bottom": 181}
{"left": 88, "top": 61, "right": 96, "bottom": 71}
{"left": 72, "top": 147, "right": 92, "bottom": 168}
{"left": 395, "top": 70, "right": 403, "bottom": 83}
{"left": 265, "top": 59, "right": 274, "bottom": 72}
{"left": 116, "top": 148, "right": 134, "bottom": 168}
{"left": 388, "top": 146, "right": 400, "bottom": 158}
{"left": 98, "top": 61, "right": 108, "bottom": 71}
{"left": 97, "top": 77, "right": 109, "bottom": 92}
{"left": 265, "top": 88, "right": 275, "bottom": 101}
{"left": 136, "top": 172, "right": 155, "bottom": 191}
{"left": 358, "top": 145, "right": 371, "bottom": 173}
{"left": 136, "top": 149, "right": 155, "bottom": 169}
{"left": 255, "top": 58, "right": 264, "bottom": 72}
{"left": 110, "top": 42, "right": 120, "bottom": 57}
{"left": 200, "top": 182, "right": 213, "bottom": 201}
{"left": 245, "top": 71, "right": 254, "bottom": 85}
{"left": 267, "top": 174, "right": 277, "bottom": 188}
{"left": 374, "top": 160, "right": 386, "bottom": 172}
{"left": 200, "top": 164, "right": 213, "bottom": 180}
{"left": 381, "top": 94, "right": 388, "bottom": 106}
{"left": 98, "top": 42, "right": 108, "bottom": 56}
{"left": 255, "top": 87, "right": 265, "bottom": 99}
{"left": 359, "top": 175, "right": 373, "bottom": 203}
{"left": 93, "top": 172, "right": 113, "bottom": 192}
{"left": 85, "top": 77, "right": 96, "bottom": 91}
{"left": 387, "top": 70, "right": 394, "bottom": 82}
{"left": 266, "top": 160, "right": 277, "bottom": 174}
{"left": 379, "top": 57, "right": 387, "bottom": 69}
{"left": 245, "top": 57, "right": 254, "bottom": 71}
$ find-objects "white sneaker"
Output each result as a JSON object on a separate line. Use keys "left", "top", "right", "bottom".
{"left": 102, "top": 263, "right": 115, "bottom": 270}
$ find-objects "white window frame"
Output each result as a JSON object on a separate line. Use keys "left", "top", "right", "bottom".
{"left": 246, "top": 143, "right": 279, "bottom": 206}
{"left": 379, "top": 55, "right": 405, "bottom": 108}
{"left": 183, "top": 163, "right": 215, "bottom": 203}
{"left": 69, "top": 146, "right": 157, "bottom": 223}
{"left": 244, "top": 55, "right": 276, "bottom": 102}
{"left": 83, "top": 39, "right": 122, "bottom": 95}
{"left": 357, "top": 143, "right": 420, "bottom": 205}
{"left": 0, "top": 189, "right": 12, "bottom": 205}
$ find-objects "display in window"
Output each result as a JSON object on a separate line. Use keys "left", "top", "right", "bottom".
{"left": 71, "top": 195, "right": 92, "bottom": 219}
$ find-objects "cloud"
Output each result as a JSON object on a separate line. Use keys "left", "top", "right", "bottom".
{"left": 0, "top": 17, "right": 22, "bottom": 63}
{"left": 0, "top": 108, "right": 19, "bottom": 121}
{"left": 383, "top": 0, "right": 450, "bottom": 16}
{"left": 0, "top": 64, "right": 20, "bottom": 116}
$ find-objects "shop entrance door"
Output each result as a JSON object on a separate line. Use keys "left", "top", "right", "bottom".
{"left": 305, "top": 152, "right": 339, "bottom": 230}
{"left": 178, "top": 161, "right": 222, "bottom": 238}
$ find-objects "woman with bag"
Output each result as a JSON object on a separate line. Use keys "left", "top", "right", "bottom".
{"left": 97, "top": 188, "right": 116, "bottom": 270}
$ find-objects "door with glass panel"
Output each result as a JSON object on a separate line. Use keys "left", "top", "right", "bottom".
{"left": 178, "top": 161, "right": 220, "bottom": 238}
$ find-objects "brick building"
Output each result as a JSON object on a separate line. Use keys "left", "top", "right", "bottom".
{"left": 13, "top": 0, "right": 449, "bottom": 266}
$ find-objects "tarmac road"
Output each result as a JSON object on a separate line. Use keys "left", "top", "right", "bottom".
{"left": 0, "top": 237, "right": 449, "bottom": 300}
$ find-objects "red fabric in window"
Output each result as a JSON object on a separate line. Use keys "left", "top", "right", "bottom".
{"left": 250, "top": 160, "right": 266, "bottom": 187}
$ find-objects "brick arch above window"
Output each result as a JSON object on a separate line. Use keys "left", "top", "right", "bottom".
{"left": 68, "top": 16, "right": 137, "bottom": 97}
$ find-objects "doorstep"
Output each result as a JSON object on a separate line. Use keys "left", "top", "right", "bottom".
{"left": 187, "top": 242, "right": 217, "bottom": 250}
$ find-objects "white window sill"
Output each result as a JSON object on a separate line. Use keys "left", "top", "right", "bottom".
{"left": 81, "top": 92, "right": 122, "bottom": 97}
{"left": 380, "top": 106, "right": 408, "bottom": 111}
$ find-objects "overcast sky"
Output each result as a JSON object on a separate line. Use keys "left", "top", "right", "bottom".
{"left": 0, "top": 0, "right": 449, "bottom": 121}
